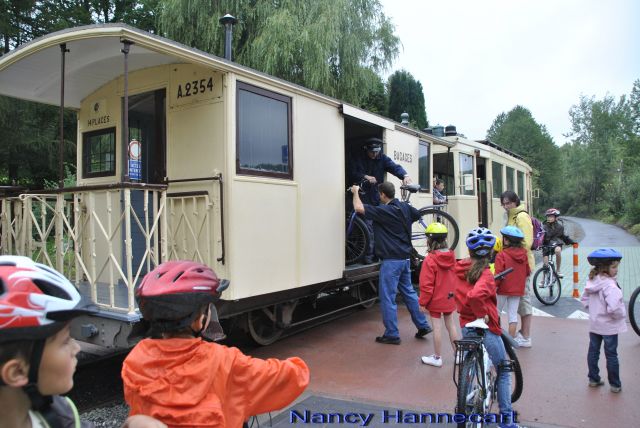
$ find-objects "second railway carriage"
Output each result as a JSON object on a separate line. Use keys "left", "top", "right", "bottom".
{"left": 0, "top": 24, "right": 532, "bottom": 348}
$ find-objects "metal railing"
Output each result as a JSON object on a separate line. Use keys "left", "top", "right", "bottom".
{"left": 0, "top": 182, "right": 217, "bottom": 315}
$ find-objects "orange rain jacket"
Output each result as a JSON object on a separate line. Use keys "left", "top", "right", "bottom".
{"left": 122, "top": 338, "right": 310, "bottom": 427}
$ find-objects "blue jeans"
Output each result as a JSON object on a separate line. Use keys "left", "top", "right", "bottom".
{"left": 588, "top": 332, "right": 621, "bottom": 387}
{"left": 379, "top": 259, "right": 429, "bottom": 338}
{"left": 462, "top": 327, "right": 513, "bottom": 422}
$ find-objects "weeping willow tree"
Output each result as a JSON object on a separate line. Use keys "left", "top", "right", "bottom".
{"left": 157, "top": 0, "right": 399, "bottom": 105}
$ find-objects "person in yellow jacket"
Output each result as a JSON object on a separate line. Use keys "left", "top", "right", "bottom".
{"left": 500, "top": 190, "right": 534, "bottom": 348}
{"left": 122, "top": 261, "right": 310, "bottom": 428}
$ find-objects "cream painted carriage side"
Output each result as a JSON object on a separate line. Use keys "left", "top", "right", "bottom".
{"left": 0, "top": 24, "right": 532, "bottom": 347}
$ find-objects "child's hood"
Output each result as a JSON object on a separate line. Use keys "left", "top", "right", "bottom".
{"left": 123, "top": 338, "right": 223, "bottom": 406}
{"left": 431, "top": 250, "right": 456, "bottom": 269}
{"left": 455, "top": 258, "right": 472, "bottom": 280}
{"left": 584, "top": 274, "right": 617, "bottom": 294}
{"left": 501, "top": 247, "right": 528, "bottom": 264}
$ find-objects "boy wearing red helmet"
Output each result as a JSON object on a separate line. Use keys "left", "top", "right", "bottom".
{"left": 0, "top": 255, "right": 165, "bottom": 428}
{"left": 121, "top": 260, "right": 310, "bottom": 428}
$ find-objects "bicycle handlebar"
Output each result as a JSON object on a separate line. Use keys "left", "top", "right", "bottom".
{"left": 494, "top": 267, "right": 513, "bottom": 281}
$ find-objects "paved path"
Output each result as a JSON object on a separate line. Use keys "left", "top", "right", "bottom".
{"left": 531, "top": 217, "right": 640, "bottom": 320}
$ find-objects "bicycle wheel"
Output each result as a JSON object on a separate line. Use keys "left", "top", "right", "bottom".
{"left": 345, "top": 214, "right": 369, "bottom": 265}
{"left": 413, "top": 207, "right": 459, "bottom": 260}
{"left": 501, "top": 334, "right": 523, "bottom": 403}
{"left": 456, "top": 354, "right": 485, "bottom": 428}
{"left": 629, "top": 286, "right": 640, "bottom": 337}
{"left": 532, "top": 265, "right": 561, "bottom": 305}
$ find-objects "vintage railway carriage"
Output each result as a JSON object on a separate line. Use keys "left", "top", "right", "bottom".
{"left": 0, "top": 24, "right": 531, "bottom": 347}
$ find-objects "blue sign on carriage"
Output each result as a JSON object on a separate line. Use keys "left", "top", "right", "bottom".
{"left": 128, "top": 140, "right": 142, "bottom": 181}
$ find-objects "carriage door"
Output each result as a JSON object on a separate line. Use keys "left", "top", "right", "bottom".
{"left": 123, "top": 89, "right": 166, "bottom": 275}
{"left": 475, "top": 152, "right": 488, "bottom": 227}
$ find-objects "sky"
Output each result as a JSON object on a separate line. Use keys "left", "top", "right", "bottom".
{"left": 379, "top": 0, "right": 640, "bottom": 144}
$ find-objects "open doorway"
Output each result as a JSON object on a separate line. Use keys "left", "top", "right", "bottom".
{"left": 476, "top": 155, "right": 488, "bottom": 227}
{"left": 433, "top": 151, "right": 454, "bottom": 200}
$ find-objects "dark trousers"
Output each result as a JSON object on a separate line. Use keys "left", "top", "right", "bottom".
{"left": 587, "top": 332, "right": 621, "bottom": 388}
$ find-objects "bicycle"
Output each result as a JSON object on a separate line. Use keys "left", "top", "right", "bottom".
{"left": 629, "top": 285, "right": 640, "bottom": 337}
{"left": 532, "top": 244, "right": 562, "bottom": 305}
{"left": 453, "top": 269, "right": 523, "bottom": 428}
{"left": 400, "top": 184, "right": 460, "bottom": 260}
{"left": 345, "top": 182, "right": 459, "bottom": 266}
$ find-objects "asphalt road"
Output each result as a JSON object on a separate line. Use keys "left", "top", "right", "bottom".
{"left": 564, "top": 216, "right": 640, "bottom": 246}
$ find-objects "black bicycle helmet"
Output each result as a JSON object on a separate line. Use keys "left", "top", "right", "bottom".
{"left": 587, "top": 248, "right": 622, "bottom": 266}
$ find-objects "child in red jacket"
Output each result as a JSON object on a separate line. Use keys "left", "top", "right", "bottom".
{"left": 495, "top": 226, "right": 531, "bottom": 338}
{"left": 454, "top": 228, "right": 522, "bottom": 428}
{"left": 419, "top": 223, "right": 459, "bottom": 367}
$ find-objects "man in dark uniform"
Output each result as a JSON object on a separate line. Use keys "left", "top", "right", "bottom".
{"left": 351, "top": 181, "right": 432, "bottom": 344}
{"left": 349, "top": 137, "right": 413, "bottom": 263}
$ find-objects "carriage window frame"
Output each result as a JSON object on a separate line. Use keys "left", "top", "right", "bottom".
{"left": 418, "top": 140, "right": 431, "bottom": 192}
{"left": 517, "top": 170, "right": 526, "bottom": 201}
{"left": 459, "top": 152, "right": 475, "bottom": 196}
{"left": 236, "top": 81, "right": 293, "bottom": 179}
{"left": 492, "top": 161, "right": 503, "bottom": 198}
{"left": 82, "top": 127, "right": 116, "bottom": 178}
{"left": 506, "top": 166, "right": 515, "bottom": 193}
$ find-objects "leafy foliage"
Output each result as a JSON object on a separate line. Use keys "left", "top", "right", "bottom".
{"left": 157, "top": 0, "right": 399, "bottom": 105}
{"left": 387, "top": 69, "right": 428, "bottom": 129}
{"left": 486, "top": 105, "right": 560, "bottom": 211}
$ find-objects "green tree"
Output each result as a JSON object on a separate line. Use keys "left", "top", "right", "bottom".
{"left": 486, "top": 106, "right": 560, "bottom": 211}
{"left": 157, "top": 0, "right": 399, "bottom": 105}
{"left": 386, "top": 69, "right": 428, "bottom": 129}
{"left": 358, "top": 69, "right": 387, "bottom": 115}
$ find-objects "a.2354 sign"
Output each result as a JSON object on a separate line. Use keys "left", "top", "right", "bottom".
{"left": 176, "top": 77, "right": 214, "bottom": 99}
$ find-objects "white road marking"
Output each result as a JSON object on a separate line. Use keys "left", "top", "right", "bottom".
{"left": 567, "top": 310, "right": 590, "bottom": 320}
{"left": 532, "top": 306, "right": 554, "bottom": 317}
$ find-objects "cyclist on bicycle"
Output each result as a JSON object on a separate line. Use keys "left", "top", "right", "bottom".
{"left": 542, "top": 208, "right": 575, "bottom": 278}
{"left": 454, "top": 228, "right": 522, "bottom": 428}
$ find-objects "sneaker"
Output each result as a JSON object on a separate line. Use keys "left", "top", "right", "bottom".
{"left": 421, "top": 354, "right": 443, "bottom": 367}
{"left": 415, "top": 327, "right": 433, "bottom": 338}
{"left": 515, "top": 331, "right": 525, "bottom": 341}
{"left": 375, "top": 335, "right": 401, "bottom": 345}
{"left": 515, "top": 336, "right": 532, "bottom": 348}
{"left": 588, "top": 379, "right": 604, "bottom": 387}
{"left": 610, "top": 386, "right": 622, "bottom": 393}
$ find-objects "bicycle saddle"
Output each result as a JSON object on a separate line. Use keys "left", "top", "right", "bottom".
{"left": 465, "top": 318, "right": 490, "bottom": 329}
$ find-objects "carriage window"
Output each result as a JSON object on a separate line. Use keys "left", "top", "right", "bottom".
{"left": 506, "top": 166, "right": 515, "bottom": 192}
{"left": 83, "top": 127, "right": 116, "bottom": 178}
{"left": 492, "top": 161, "right": 503, "bottom": 197}
{"left": 418, "top": 141, "right": 430, "bottom": 191}
{"left": 517, "top": 170, "right": 525, "bottom": 200}
{"left": 236, "top": 82, "right": 292, "bottom": 178}
{"left": 459, "top": 153, "right": 474, "bottom": 196}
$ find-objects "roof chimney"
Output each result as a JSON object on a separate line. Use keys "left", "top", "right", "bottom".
{"left": 219, "top": 14, "right": 238, "bottom": 61}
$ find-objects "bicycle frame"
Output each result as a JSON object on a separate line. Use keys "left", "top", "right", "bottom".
{"left": 454, "top": 331, "right": 494, "bottom": 412}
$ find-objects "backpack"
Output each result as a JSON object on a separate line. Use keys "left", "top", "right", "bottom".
{"left": 516, "top": 211, "right": 545, "bottom": 250}
{"left": 530, "top": 216, "right": 545, "bottom": 250}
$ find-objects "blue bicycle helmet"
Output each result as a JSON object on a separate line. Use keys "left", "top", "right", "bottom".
{"left": 466, "top": 227, "right": 496, "bottom": 256}
{"left": 587, "top": 248, "right": 622, "bottom": 266}
{"left": 500, "top": 225, "right": 524, "bottom": 240}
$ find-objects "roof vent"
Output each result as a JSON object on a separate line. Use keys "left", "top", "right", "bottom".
{"left": 423, "top": 127, "right": 433, "bottom": 135}
{"left": 432, "top": 125, "right": 445, "bottom": 137}
{"left": 219, "top": 14, "right": 238, "bottom": 61}
{"left": 400, "top": 112, "right": 409, "bottom": 125}
{"left": 445, "top": 125, "right": 457, "bottom": 136}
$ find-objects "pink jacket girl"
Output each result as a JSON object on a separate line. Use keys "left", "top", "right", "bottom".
{"left": 581, "top": 274, "right": 626, "bottom": 335}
